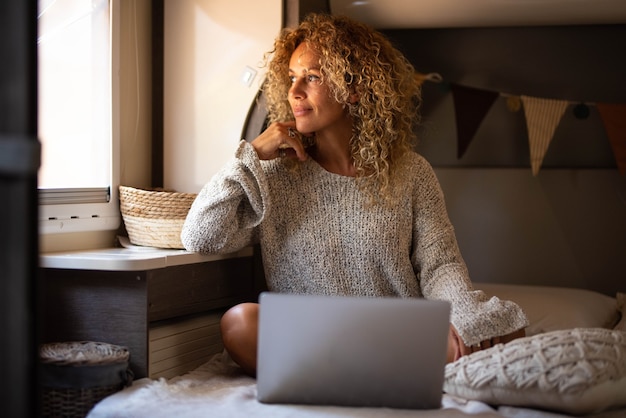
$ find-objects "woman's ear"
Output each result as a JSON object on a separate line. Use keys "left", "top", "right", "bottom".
{"left": 344, "top": 73, "right": 359, "bottom": 104}
{"left": 348, "top": 88, "right": 359, "bottom": 104}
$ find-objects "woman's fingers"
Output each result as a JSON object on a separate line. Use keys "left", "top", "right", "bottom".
{"left": 251, "top": 122, "right": 308, "bottom": 161}
{"left": 450, "top": 327, "right": 527, "bottom": 362}
{"left": 448, "top": 325, "right": 472, "bottom": 362}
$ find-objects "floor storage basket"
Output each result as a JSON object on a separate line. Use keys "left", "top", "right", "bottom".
{"left": 40, "top": 341, "right": 133, "bottom": 418}
{"left": 119, "top": 185, "right": 197, "bottom": 249}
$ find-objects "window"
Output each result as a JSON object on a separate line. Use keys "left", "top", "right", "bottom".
{"left": 37, "top": 0, "right": 120, "bottom": 234}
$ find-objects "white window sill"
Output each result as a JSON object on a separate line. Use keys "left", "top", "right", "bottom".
{"left": 40, "top": 236, "right": 253, "bottom": 271}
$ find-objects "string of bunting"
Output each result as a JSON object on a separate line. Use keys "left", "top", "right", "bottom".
{"left": 415, "top": 72, "right": 626, "bottom": 176}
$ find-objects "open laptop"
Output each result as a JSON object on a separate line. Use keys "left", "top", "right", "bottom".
{"left": 256, "top": 292, "right": 451, "bottom": 409}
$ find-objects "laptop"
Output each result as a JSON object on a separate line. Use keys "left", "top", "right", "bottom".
{"left": 256, "top": 292, "right": 451, "bottom": 409}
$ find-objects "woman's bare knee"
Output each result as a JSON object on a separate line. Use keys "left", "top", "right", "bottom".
{"left": 220, "top": 303, "right": 259, "bottom": 376}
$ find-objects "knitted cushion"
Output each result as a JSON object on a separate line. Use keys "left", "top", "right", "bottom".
{"left": 444, "top": 328, "right": 626, "bottom": 415}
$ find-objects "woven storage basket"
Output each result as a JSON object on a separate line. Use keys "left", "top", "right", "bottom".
{"left": 119, "top": 185, "right": 197, "bottom": 249}
{"left": 40, "top": 341, "right": 133, "bottom": 418}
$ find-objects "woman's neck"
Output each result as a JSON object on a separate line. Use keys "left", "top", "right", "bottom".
{"left": 309, "top": 132, "right": 356, "bottom": 177}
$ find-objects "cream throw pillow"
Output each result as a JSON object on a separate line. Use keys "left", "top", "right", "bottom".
{"left": 444, "top": 328, "right": 626, "bottom": 415}
{"left": 473, "top": 283, "right": 621, "bottom": 335}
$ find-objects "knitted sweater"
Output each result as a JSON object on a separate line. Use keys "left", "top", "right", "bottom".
{"left": 181, "top": 141, "right": 528, "bottom": 345}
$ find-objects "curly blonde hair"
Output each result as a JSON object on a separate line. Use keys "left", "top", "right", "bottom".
{"left": 263, "top": 13, "right": 421, "bottom": 202}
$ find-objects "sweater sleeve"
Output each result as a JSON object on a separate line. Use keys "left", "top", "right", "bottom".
{"left": 410, "top": 158, "right": 529, "bottom": 346}
{"left": 181, "top": 141, "right": 268, "bottom": 254}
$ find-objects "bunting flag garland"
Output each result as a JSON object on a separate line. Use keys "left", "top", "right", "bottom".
{"left": 520, "top": 96, "right": 569, "bottom": 176}
{"left": 451, "top": 84, "right": 499, "bottom": 158}
{"left": 596, "top": 103, "right": 626, "bottom": 175}
{"left": 426, "top": 76, "right": 626, "bottom": 175}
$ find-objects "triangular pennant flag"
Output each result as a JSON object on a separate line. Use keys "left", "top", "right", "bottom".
{"left": 450, "top": 84, "right": 499, "bottom": 158}
{"left": 596, "top": 103, "right": 626, "bottom": 175}
{"left": 521, "top": 96, "right": 569, "bottom": 176}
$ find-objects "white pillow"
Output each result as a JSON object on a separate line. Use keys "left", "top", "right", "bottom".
{"left": 474, "top": 283, "right": 620, "bottom": 335}
{"left": 444, "top": 328, "right": 626, "bottom": 415}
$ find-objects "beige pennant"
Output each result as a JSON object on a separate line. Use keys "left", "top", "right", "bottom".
{"left": 521, "top": 96, "right": 569, "bottom": 176}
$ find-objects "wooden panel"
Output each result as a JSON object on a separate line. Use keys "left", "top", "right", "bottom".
{"left": 39, "top": 269, "right": 149, "bottom": 378}
{"left": 148, "top": 311, "right": 224, "bottom": 379}
{"left": 147, "top": 256, "right": 255, "bottom": 322}
{"left": 39, "top": 255, "right": 258, "bottom": 380}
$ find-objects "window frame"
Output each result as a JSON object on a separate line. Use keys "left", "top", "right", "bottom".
{"left": 38, "top": 0, "right": 121, "bottom": 236}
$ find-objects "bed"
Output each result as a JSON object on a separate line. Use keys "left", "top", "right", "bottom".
{"left": 87, "top": 283, "right": 626, "bottom": 418}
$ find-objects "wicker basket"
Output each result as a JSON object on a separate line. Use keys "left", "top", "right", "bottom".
{"left": 40, "top": 341, "right": 133, "bottom": 418}
{"left": 119, "top": 185, "right": 197, "bottom": 249}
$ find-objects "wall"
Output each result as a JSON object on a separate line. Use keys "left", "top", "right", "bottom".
{"left": 119, "top": 0, "right": 153, "bottom": 189}
{"left": 384, "top": 25, "right": 626, "bottom": 295}
{"left": 163, "top": 0, "right": 282, "bottom": 193}
{"left": 436, "top": 168, "right": 625, "bottom": 295}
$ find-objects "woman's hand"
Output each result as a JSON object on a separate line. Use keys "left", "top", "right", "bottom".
{"left": 447, "top": 325, "right": 526, "bottom": 363}
{"left": 250, "top": 122, "right": 308, "bottom": 161}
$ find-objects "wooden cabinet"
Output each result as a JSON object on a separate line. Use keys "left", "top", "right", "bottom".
{"left": 39, "top": 247, "right": 261, "bottom": 379}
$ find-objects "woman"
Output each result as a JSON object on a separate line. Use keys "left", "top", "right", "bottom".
{"left": 182, "top": 13, "right": 528, "bottom": 377}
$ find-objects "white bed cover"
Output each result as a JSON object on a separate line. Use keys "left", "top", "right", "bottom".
{"left": 87, "top": 351, "right": 625, "bottom": 418}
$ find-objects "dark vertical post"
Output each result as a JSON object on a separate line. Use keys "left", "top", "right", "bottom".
{"left": 0, "top": 1, "right": 40, "bottom": 417}
{"left": 152, "top": 0, "right": 164, "bottom": 189}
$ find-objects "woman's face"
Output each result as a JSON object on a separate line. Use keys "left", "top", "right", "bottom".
{"left": 287, "top": 42, "right": 351, "bottom": 137}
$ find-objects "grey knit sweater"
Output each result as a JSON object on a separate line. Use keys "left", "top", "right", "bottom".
{"left": 181, "top": 141, "right": 528, "bottom": 345}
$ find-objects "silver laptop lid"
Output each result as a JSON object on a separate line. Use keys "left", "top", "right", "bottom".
{"left": 257, "top": 292, "right": 451, "bottom": 409}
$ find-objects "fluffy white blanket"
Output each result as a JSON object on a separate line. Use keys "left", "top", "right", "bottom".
{"left": 90, "top": 350, "right": 626, "bottom": 418}
{"left": 88, "top": 351, "right": 505, "bottom": 418}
